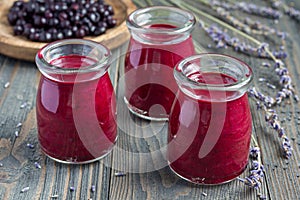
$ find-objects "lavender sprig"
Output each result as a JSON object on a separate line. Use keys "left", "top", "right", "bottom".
{"left": 248, "top": 95, "right": 293, "bottom": 159}
{"left": 285, "top": 7, "right": 300, "bottom": 21}
{"left": 264, "top": 108, "right": 292, "bottom": 158}
{"left": 248, "top": 87, "right": 275, "bottom": 108}
{"left": 267, "top": 0, "right": 283, "bottom": 9}
{"left": 236, "top": 2, "right": 282, "bottom": 19}
{"left": 210, "top": 3, "right": 287, "bottom": 40}
{"left": 91, "top": 185, "right": 96, "bottom": 193}
{"left": 265, "top": 0, "right": 300, "bottom": 22}
{"left": 21, "top": 187, "right": 30, "bottom": 193}
{"left": 210, "top": 0, "right": 282, "bottom": 19}
{"left": 243, "top": 17, "right": 287, "bottom": 40}
{"left": 238, "top": 145, "right": 264, "bottom": 190}
{"left": 274, "top": 60, "right": 299, "bottom": 104}
{"left": 202, "top": 24, "right": 286, "bottom": 59}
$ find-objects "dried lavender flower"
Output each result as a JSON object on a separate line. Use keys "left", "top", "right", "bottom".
{"left": 4, "top": 82, "right": 10, "bottom": 88}
{"left": 16, "top": 123, "right": 22, "bottom": 128}
{"left": 266, "top": 83, "right": 276, "bottom": 89}
{"left": 273, "top": 60, "right": 297, "bottom": 104}
{"left": 114, "top": 172, "right": 126, "bottom": 177}
{"left": 91, "top": 185, "right": 96, "bottom": 193}
{"left": 20, "top": 102, "right": 28, "bottom": 109}
{"left": 21, "top": 187, "right": 30, "bottom": 193}
{"left": 250, "top": 146, "right": 260, "bottom": 158}
{"left": 211, "top": 0, "right": 282, "bottom": 19}
{"left": 70, "top": 186, "right": 75, "bottom": 192}
{"left": 264, "top": 108, "right": 293, "bottom": 158}
{"left": 201, "top": 24, "right": 286, "bottom": 59}
{"left": 238, "top": 147, "right": 264, "bottom": 189}
{"left": 50, "top": 194, "right": 59, "bottom": 199}
{"left": 285, "top": 6, "right": 300, "bottom": 22}
{"left": 15, "top": 131, "right": 19, "bottom": 137}
{"left": 262, "top": 62, "right": 271, "bottom": 68}
{"left": 248, "top": 95, "right": 293, "bottom": 158}
{"left": 34, "top": 162, "right": 41, "bottom": 169}
{"left": 26, "top": 143, "right": 34, "bottom": 149}
{"left": 248, "top": 87, "right": 276, "bottom": 108}
{"left": 259, "top": 195, "right": 267, "bottom": 200}
{"left": 236, "top": 2, "right": 282, "bottom": 19}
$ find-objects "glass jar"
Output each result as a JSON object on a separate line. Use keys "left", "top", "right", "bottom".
{"left": 168, "top": 54, "right": 253, "bottom": 184}
{"left": 35, "top": 39, "right": 117, "bottom": 164}
{"left": 124, "top": 6, "right": 196, "bottom": 121}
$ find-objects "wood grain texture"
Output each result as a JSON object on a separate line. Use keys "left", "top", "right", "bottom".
{"left": 0, "top": 0, "right": 300, "bottom": 200}
{"left": 0, "top": 0, "right": 136, "bottom": 61}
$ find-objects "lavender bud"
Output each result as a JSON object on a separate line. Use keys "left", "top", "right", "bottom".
{"left": 21, "top": 187, "right": 30, "bottom": 193}
{"left": 26, "top": 143, "right": 34, "bottom": 149}
{"left": 34, "top": 162, "right": 41, "bottom": 169}
{"left": 4, "top": 82, "right": 10, "bottom": 88}
{"left": 91, "top": 185, "right": 96, "bottom": 193}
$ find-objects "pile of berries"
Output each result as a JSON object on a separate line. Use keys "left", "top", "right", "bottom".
{"left": 7, "top": 0, "right": 117, "bottom": 42}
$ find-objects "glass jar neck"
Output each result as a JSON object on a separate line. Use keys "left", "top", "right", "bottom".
{"left": 126, "top": 6, "right": 196, "bottom": 45}
{"left": 36, "top": 39, "right": 111, "bottom": 83}
{"left": 174, "top": 54, "right": 253, "bottom": 102}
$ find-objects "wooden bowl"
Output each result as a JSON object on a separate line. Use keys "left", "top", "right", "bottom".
{"left": 0, "top": 0, "right": 136, "bottom": 61}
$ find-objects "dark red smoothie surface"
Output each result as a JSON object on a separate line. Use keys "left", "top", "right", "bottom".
{"left": 124, "top": 24, "right": 195, "bottom": 118}
{"left": 168, "top": 72, "right": 252, "bottom": 184}
{"left": 36, "top": 55, "right": 117, "bottom": 163}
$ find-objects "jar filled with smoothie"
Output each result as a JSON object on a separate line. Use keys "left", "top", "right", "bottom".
{"left": 124, "top": 6, "right": 196, "bottom": 121}
{"left": 168, "top": 54, "right": 253, "bottom": 184}
{"left": 35, "top": 39, "right": 117, "bottom": 164}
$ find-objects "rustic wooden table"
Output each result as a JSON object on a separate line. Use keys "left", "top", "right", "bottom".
{"left": 1, "top": 0, "right": 300, "bottom": 199}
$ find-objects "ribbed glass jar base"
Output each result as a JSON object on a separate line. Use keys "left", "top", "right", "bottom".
{"left": 124, "top": 97, "right": 168, "bottom": 121}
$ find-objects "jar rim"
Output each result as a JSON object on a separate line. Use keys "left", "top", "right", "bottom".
{"left": 174, "top": 53, "right": 253, "bottom": 91}
{"left": 36, "top": 39, "right": 111, "bottom": 74}
{"left": 126, "top": 6, "right": 196, "bottom": 35}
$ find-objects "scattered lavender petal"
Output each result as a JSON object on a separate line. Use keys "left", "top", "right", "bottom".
{"left": 26, "top": 143, "right": 34, "bottom": 149}
{"left": 294, "top": 95, "right": 299, "bottom": 102}
{"left": 114, "top": 172, "right": 126, "bottom": 177}
{"left": 51, "top": 194, "right": 59, "bottom": 198}
{"left": 16, "top": 123, "right": 22, "bottom": 128}
{"left": 4, "top": 82, "right": 10, "bottom": 88}
{"left": 259, "top": 78, "right": 266, "bottom": 82}
{"left": 259, "top": 195, "right": 267, "bottom": 200}
{"left": 91, "top": 185, "right": 96, "bottom": 193}
{"left": 34, "top": 162, "right": 41, "bottom": 169}
{"left": 266, "top": 83, "right": 276, "bottom": 89}
{"left": 212, "top": 0, "right": 282, "bottom": 19}
{"left": 262, "top": 62, "right": 271, "bottom": 67}
{"left": 21, "top": 187, "right": 30, "bottom": 193}
{"left": 20, "top": 102, "right": 28, "bottom": 109}
{"left": 70, "top": 186, "right": 75, "bottom": 192}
